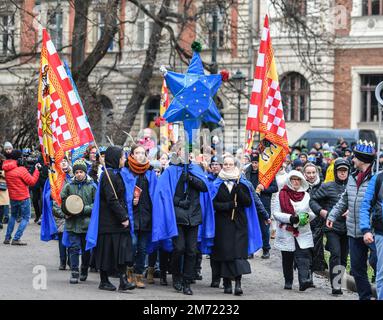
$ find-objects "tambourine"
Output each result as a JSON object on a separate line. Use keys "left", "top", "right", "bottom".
{"left": 63, "top": 195, "right": 84, "bottom": 216}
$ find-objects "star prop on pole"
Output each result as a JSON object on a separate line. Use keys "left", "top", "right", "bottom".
{"left": 161, "top": 41, "right": 224, "bottom": 142}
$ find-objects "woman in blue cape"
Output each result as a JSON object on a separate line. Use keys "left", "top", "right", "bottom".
{"left": 86, "top": 146, "right": 135, "bottom": 292}
{"left": 210, "top": 154, "right": 263, "bottom": 296}
{"left": 151, "top": 149, "right": 215, "bottom": 296}
{"left": 121, "top": 144, "right": 157, "bottom": 289}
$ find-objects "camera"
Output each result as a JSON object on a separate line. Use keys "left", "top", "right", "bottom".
{"left": 17, "top": 148, "right": 40, "bottom": 170}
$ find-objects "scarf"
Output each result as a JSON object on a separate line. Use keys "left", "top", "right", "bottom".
{"left": 279, "top": 185, "right": 305, "bottom": 237}
{"left": 218, "top": 167, "right": 240, "bottom": 181}
{"left": 128, "top": 155, "right": 150, "bottom": 175}
{"left": 356, "top": 165, "right": 372, "bottom": 189}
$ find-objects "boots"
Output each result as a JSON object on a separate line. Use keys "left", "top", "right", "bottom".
{"left": 234, "top": 276, "right": 243, "bottom": 296}
{"left": 172, "top": 274, "right": 183, "bottom": 292}
{"left": 284, "top": 280, "right": 293, "bottom": 290}
{"left": 160, "top": 271, "right": 168, "bottom": 286}
{"left": 223, "top": 278, "right": 232, "bottom": 294}
{"left": 183, "top": 280, "right": 193, "bottom": 295}
{"left": 127, "top": 267, "right": 135, "bottom": 284}
{"left": 99, "top": 271, "right": 116, "bottom": 291}
{"left": 70, "top": 271, "right": 79, "bottom": 284}
{"left": 119, "top": 273, "right": 136, "bottom": 291}
{"left": 59, "top": 259, "right": 66, "bottom": 271}
{"left": 147, "top": 267, "right": 155, "bottom": 284}
{"left": 135, "top": 274, "right": 146, "bottom": 289}
{"left": 80, "top": 267, "right": 88, "bottom": 282}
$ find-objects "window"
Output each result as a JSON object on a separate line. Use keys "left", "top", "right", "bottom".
{"left": 98, "top": 12, "right": 114, "bottom": 51}
{"left": 280, "top": 72, "right": 310, "bottom": 122}
{"left": 145, "top": 95, "right": 160, "bottom": 128}
{"left": 360, "top": 74, "right": 383, "bottom": 122}
{"left": 48, "top": 9, "right": 63, "bottom": 50}
{"left": 362, "top": 0, "right": 383, "bottom": 16}
{"left": 136, "top": 5, "right": 156, "bottom": 49}
{"left": 286, "top": 0, "right": 307, "bottom": 16}
{"left": 0, "top": 14, "right": 15, "bottom": 56}
{"left": 0, "top": 95, "right": 13, "bottom": 140}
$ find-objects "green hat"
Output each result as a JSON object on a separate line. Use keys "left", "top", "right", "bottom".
{"left": 73, "top": 159, "right": 87, "bottom": 173}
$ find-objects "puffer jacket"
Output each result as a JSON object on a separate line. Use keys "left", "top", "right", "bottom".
{"left": 328, "top": 168, "right": 374, "bottom": 238}
{"left": 60, "top": 176, "right": 96, "bottom": 234}
{"left": 2, "top": 159, "right": 39, "bottom": 201}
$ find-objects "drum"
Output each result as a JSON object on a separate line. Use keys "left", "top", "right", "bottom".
{"left": 63, "top": 195, "right": 84, "bottom": 216}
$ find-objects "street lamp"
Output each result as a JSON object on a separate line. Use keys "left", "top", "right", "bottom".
{"left": 231, "top": 69, "right": 246, "bottom": 149}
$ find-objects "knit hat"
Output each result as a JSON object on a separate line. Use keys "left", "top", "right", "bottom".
{"left": 353, "top": 140, "right": 376, "bottom": 164}
{"left": 73, "top": 159, "right": 87, "bottom": 173}
{"left": 250, "top": 153, "right": 259, "bottom": 162}
{"left": 4, "top": 141, "right": 13, "bottom": 149}
{"left": 293, "top": 159, "right": 303, "bottom": 169}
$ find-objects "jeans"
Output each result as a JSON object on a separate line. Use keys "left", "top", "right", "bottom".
{"left": 171, "top": 224, "right": 199, "bottom": 282}
{"left": 348, "top": 236, "right": 377, "bottom": 300}
{"left": 374, "top": 234, "right": 383, "bottom": 300}
{"left": 5, "top": 199, "right": 31, "bottom": 241}
{"left": 68, "top": 232, "right": 90, "bottom": 273}
{"left": 326, "top": 231, "right": 349, "bottom": 290}
{"left": 57, "top": 233, "right": 69, "bottom": 265}
{"left": 0, "top": 205, "right": 9, "bottom": 224}
{"left": 258, "top": 214, "right": 271, "bottom": 251}
{"left": 281, "top": 239, "right": 312, "bottom": 286}
{"left": 130, "top": 230, "right": 150, "bottom": 275}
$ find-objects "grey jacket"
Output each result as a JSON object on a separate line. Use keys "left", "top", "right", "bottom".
{"left": 327, "top": 170, "right": 373, "bottom": 238}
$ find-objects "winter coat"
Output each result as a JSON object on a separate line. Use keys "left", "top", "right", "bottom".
{"left": 173, "top": 172, "right": 208, "bottom": 226}
{"left": 2, "top": 159, "right": 39, "bottom": 201}
{"left": 211, "top": 182, "right": 252, "bottom": 261}
{"left": 328, "top": 169, "right": 374, "bottom": 238}
{"left": 245, "top": 166, "right": 278, "bottom": 214}
{"left": 272, "top": 171, "right": 316, "bottom": 252}
{"left": 133, "top": 171, "right": 153, "bottom": 232}
{"left": 309, "top": 181, "right": 347, "bottom": 234}
{"left": 0, "top": 170, "right": 10, "bottom": 206}
{"left": 60, "top": 176, "right": 96, "bottom": 234}
{"left": 270, "top": 171, "right": 288, "bottom": 216}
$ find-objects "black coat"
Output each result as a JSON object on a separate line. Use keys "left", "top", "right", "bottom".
{"left": 245, "top": 166, "right": 278, "bottom": 214}
{"left": 173, "top": 171, "right": 208, "bottom": 226}
{"left": 211, "top": 182, "right": 252, "bottom": 261}
{"left": 133, "top": 172, "right": 152, "bottom": 232}
{"left": 309, "top": 181, "right": 347, "bottom": 234}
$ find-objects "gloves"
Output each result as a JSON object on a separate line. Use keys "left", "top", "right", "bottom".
{"left": 289, "top": 215, "right": 299, "bottom": 225}
{"left": 298, "top": 212, "right": 310, "bottom": 226}
{"left": 178, "top": 199, "right": 191, "bottom": 210}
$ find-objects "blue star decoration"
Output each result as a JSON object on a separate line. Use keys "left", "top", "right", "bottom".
{"left": 162, "top": 47, "right": 224, "bottom": 142}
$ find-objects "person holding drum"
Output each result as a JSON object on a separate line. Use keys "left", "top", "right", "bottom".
{"left": 61, "top": 159, "right": 96, "bottom": 284}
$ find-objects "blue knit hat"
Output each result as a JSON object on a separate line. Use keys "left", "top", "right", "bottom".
{"left": 353, "top": 140, "right": 376, "bottom": 164}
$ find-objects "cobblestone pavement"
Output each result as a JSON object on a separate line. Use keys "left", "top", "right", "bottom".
{"left": 0, "top": 221, "right": 357, "bottom": 300}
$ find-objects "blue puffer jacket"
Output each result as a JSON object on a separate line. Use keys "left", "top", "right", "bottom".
{"left": 360, "top": 173, "right": 383, "bottom": 236}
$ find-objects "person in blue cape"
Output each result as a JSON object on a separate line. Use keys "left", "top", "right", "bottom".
{"left": 151, "top": 145, "right": 215, "bottom": 295}
{"left": 121, "top": 144, "right": 157, "bottom": 289}
{"left": 86, "top": 146, "right": 136, "bottom": 292}
{"left": 51, "top": 157, "right": 73, "bottom": 270}
{"left": 210, "top": 154, "right": 263, "bottom": 296}
{"left": 207, "top": 156, "right": 222, "bottom": 183}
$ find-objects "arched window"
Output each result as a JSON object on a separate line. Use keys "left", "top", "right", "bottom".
{"left": 280, "top": 72, "right": 310, "bottom": 122}
{"left": 100, "top": 95, "right": 113, "bottom": 144}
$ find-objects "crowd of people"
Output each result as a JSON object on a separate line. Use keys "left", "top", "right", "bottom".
{"left": 0, "top": 136, "right": 383, "bottom": 300}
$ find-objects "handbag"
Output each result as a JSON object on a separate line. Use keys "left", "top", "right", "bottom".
{"left": 0, "top": 182, "right": 7, "bottom": 191}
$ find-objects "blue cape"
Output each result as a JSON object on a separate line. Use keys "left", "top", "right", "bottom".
{"left": 151, "top": 164, "right": 215, "bottom": 254}
{"left": 85, "top": 168, "right": 157, "bottom": 251}
{"left": 211, "top": 176, "right": 263, "bottom": 255}
{"left": 40, "top": 179, "right": 58, "bottom": 241}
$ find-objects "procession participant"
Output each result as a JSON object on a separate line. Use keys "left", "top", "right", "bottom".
{"left": 0, "top": 154, "right": 10, "bottom": 229}
{"left": 310, "top": 158, "right": 350, "bottom": 295}
{"left": 327, "top": 140, "right": 377, "bottom": 300}
{"left": 151, "top": 143, "right": 215, "bottom": 295}
{"left": 273, "top": 170, "right": 316, "bottom": 291}
{"left": 121, "top": 145, "right": 157, "bottom": 289}
{"left": 210, "top": 154, "right": 263, "bottom": 296}
{"left": 60, "top": 159, "right": 96, "bottom": 284}
{"left": 207, "top": 156, "right": 222, "bottom": 183}
{"left": 51, "top": 157, "right": 73, "bottom": 270}
{"left": 86, "top": 146, "right": 136, "bottom": 292}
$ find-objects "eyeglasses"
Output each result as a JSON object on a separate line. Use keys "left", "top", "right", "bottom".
{"left": 290, "top": 177, "right": 302, "bottom": 181}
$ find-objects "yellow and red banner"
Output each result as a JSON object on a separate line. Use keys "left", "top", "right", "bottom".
{"left": 37, "top": 29, "right": 94, "bottom": 204}
{"left": 246, "top": 15, "right": 289, "bottom": 188}
{"left": 159, "top": 79, "right": 174, "bottom": 153}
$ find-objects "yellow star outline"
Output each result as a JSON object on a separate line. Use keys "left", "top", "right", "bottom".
{"left": 41, "top": 104, "right": 53, "bottom": 137}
